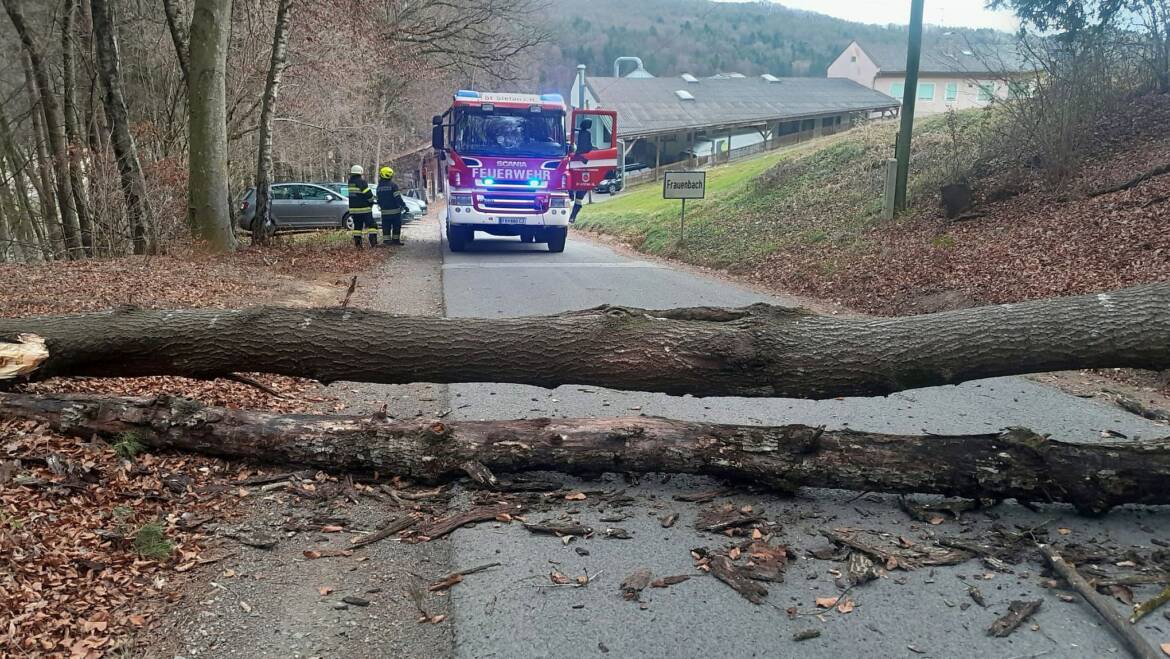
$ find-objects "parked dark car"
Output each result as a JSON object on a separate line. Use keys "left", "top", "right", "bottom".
{"left": 593, "top": 162, "right": 649, "bottom": 194}
{"left": 237, "top": 182, "right": 355, "bottom": 232}
{"left": 595, "top": 170, "right": 622, "bottom": 194}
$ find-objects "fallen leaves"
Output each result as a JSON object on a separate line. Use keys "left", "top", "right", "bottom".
{"left": 0, "top": 417, "right": 235, "bottom": 656}
{"left": 0, "top": 241, "right": 384, "bottom": 655}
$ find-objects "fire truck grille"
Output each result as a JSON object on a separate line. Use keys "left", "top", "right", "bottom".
{"left": 476, "top": 193, "right": 544, "bottom": 214}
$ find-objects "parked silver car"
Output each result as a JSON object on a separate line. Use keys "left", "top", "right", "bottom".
{"left": 319, "top": 182, "right": 424, "bottom": 228}
{"left": 237, "top": 182, "right": 375, "bottom": 232}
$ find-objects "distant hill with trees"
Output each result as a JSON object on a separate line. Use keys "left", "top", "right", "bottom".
{"left": 537, "top": 0, "right": 1006, "bottom": 88}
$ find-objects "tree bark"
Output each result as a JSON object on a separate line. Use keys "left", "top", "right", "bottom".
{"left": 2, "top": 282, "right": 1169, "bottom": 400}
{"left": 252, "top": 0, "right": 294, "bottom": 245}
{"left": 4, "top": 0, "right": 84, "bottom": 258}
{"left": 91, "top": 0, "right": 154, "bottom": 255}
{"left": 61, "top": 0, "right": 94, "bottom": 257}
{"left": 161, "top": 0, "right": 191, "bottom": 85}
{"left": 186, "top": 0, "right": 236, "bottom": 252}
{"left": 3, "top": 392, "right": 1168, "bottom": 514}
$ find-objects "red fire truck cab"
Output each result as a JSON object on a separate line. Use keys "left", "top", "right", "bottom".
{"left": 431, "top": 90, "right": 617, "bottom": 253}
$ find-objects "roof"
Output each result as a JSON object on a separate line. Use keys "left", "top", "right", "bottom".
{"left": 854, "top": 38, "right": 1034, "bottom": 76}
{"left": 586, "top": 76, "right": 899, "bottom": 138}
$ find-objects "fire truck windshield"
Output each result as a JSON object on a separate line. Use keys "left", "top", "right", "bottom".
{"left": 452, "top": 108, "right": 567, "bottom": 158}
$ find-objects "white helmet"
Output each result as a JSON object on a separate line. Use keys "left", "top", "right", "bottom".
{"left": 350, "top": 165, "right": 364, "bottom": 175}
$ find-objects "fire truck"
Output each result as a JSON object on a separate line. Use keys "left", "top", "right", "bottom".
{"left": 431, "top": 90, "right": 617, "bottom": 253}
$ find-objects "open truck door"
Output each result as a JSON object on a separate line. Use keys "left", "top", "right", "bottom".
{"left": 568, "top": 109, "right": 618, "bottom": 192}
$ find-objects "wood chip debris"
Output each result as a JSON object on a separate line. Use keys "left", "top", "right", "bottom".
{"left": 621, "top": 568, "right": 654, "bottom": 600}
{"left": 709, "top": 554, "right": 768, "bottom": 604}
{"left": 650, "top": 575, "right": 691, "bottom": 588}
{"left": 987, "top": 600, "right": 1042, "bottom": 637}
{"left": 695, "top": 503, "right": 765, "bottom": 535}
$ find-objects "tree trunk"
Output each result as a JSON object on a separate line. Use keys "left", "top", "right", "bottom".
{"left": 91, "top": 0, "right": 154, "bottom": 255}
{"left": 186, "top": 0, "right": 236, "bottom": 252}
{"left": 61, "top": 0, "right": 94, "bottom": 257}
{"left": 2, "top": 282, "right": 1169, "bottom": 399}
{"left": 161, "top": 0, "right": 191, "bottom": 85}
{"left": 21, "top": 55, "right": 66, "bottom": 258}
{"left": 251, "top": 0, "right": 294, "bottom": 245}
{"left": 4, "top": 392, "right": 1167, "bottom": 514}
{"left": 4, "top": 0, "right": 84, "bottom": 258}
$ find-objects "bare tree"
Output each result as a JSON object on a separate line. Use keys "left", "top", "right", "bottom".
{"left": 91, "top": 0, "right": 155, "bottom": 254}
{"left": 186, "top": 0, "right": 236, "bottom": 252}
{"left": 3, "top": 0, "right": 85, "bottom": 258}
{"left": 61, "top": 0, "right": 94, "bottom": 256}
{"left": 252, "top": 0, "right": 294, "bottom": 245}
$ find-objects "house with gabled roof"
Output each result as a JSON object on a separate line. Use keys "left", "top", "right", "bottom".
{"left": 828, "top": 38, "right": 1035, "bottom": 115}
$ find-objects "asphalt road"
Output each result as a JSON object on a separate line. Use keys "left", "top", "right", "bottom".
{"left": 441, "top": 229, "right": 1170, "bottom": 659}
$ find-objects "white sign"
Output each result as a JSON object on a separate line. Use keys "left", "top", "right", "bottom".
{"left": 662, "top": 171, "right": 706, "bottom": 200}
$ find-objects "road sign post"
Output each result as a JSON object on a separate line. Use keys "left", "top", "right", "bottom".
{"left": 663, "top": 171, "right": 706, "bottom": 243}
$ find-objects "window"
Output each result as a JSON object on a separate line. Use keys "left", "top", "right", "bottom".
{"left": 978, "top": 83, "right": 996, "bottom": 102}
{"left": 890, "top": 82, "right": 904, "bottom": 98}
{"left": 1009, "top": 80, "right": 1029, "bottom": 99}
{"left": 850, "top": 55, "right": 857, "bottom": 63}
{"left": 270, "top": 185, "right": 292, "bottom": 201}
{"left": 451, "top": 107, "right": 567, "bottom": 157}
{"left": 945, "top": 82, "right": 958, "bottom": 101}
{"left": 297, "top": 185, "right": 331, "bottom": 201}
{"left": 918, "top": 83, "right": 935, "bottom": 101}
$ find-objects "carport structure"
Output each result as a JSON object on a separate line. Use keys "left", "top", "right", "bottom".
{"left": 576, "top": 74, "right": 900, "bottom": 180}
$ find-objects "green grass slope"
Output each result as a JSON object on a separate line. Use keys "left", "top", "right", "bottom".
{"left": 578, "top": 113, "right": 980, "bottom": 271}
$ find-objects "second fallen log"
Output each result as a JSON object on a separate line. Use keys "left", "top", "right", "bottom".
{"left": 4, "top": 392, "right": 1170, "bottom": 514}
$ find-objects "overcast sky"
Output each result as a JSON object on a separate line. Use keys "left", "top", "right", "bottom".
{"left": 722, "top": 0, "right": 1020, "bottom": 31}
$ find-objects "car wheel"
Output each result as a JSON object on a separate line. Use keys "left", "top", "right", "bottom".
{"left": 547, "top": 227, "right": 567, "bottom": 253}
{"left": 342, "top": 213, "right": 354, "bottom": 231}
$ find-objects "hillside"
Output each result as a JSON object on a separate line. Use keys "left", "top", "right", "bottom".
{"left": 577, "top": 94, "right": 1170, "bottom": 316}
{"left": 535, "top": 0, "right": 1005, "bottom": 87}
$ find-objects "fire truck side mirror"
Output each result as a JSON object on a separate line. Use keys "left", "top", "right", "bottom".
{"left": 431, "top": 116, "right": 444, "bottom": 152}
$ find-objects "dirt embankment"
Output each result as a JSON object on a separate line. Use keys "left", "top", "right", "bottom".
{"left": 751, "top": 94, "right": 1170, "bottom": 317}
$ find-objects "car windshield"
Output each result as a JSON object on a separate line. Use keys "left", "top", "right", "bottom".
{"left": 452, "top": 107, "right": 567, "bottom": 157}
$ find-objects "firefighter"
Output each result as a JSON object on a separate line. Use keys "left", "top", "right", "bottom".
{"left": 377, "top": 166, "right": 406, "bottom": 245}
{"left": 347, "top": 165, "right": 378, "bottom": 248}
{"left": 569, "top": 119, "right": 594, "bottom": 223}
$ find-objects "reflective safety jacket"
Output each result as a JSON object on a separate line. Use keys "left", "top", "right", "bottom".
{"left": 377, "top": 179, "right": 405, "bottom": 215}
{"left": 348, "top": 177, "right": 375, "bottom": 214}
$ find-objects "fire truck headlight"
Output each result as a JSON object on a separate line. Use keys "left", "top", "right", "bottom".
{"left": 449, "top": 193, "right": 473, "bottom": 206}
{"left": 549, "top": 197, "right": 568, "bottom": 209}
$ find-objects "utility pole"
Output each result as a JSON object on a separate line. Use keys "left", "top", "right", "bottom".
{"left": 893, "top": 0, "right": 925, "bottom": 213}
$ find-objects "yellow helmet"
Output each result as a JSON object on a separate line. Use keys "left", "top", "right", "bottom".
{"left": 379, "top": 166, "right": 394, "bottom": 178}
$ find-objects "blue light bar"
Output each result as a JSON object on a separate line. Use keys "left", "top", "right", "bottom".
{"left": 540, "top": 93, "right": 564, "bottom": 104}
{"left": 455, "top": 90, "right": 480, "bottom": 98}
{"left": 483, "top": 177, "right": 495, "bottom": 185}
{"left": 528, "top": 179, "right": 542, "bottom": 187}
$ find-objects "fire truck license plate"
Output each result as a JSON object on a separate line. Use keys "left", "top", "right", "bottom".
{"left": 499, "top": 217, "right": 525, "bottom": 225}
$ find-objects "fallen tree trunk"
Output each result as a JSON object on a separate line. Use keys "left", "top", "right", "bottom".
{"left": 4, "top": 392, "right": 1169, "bottom": 514}
{"left": 2, "top": 282, "right": 1169, "bottom": 399}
